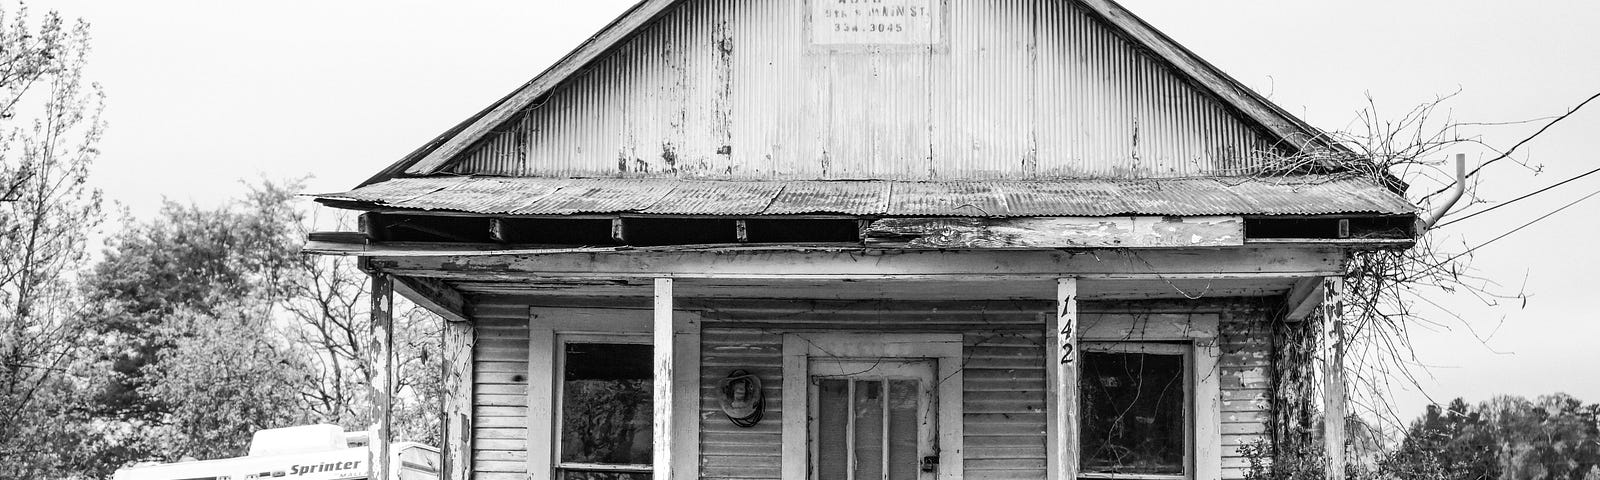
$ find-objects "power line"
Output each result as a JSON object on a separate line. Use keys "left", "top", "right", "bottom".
{"left": 1422, "top": 90, "right": 1600, "bottom": 202}
{"left": 1408, "top": 187, "right": 1600, "bottom": 282}
{"left": 1434, "top": 165, "right": 1600, "bottom": 229}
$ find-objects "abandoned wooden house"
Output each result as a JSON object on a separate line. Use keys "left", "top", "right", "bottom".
{"left": 306, "top": 1, "right": 1418, "bottom": 479}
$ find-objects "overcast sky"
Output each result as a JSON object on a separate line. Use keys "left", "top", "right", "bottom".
{"left": 29, "top": 0, "right": 1600, "bottom": 421}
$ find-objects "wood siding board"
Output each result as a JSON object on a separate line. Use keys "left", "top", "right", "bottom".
{"left": 1218, "top": 305, "right": 1275, "bottom": 479}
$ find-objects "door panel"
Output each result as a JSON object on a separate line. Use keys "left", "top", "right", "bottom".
{"left": 809, "top": 359, "right": 938, "bottom": 480}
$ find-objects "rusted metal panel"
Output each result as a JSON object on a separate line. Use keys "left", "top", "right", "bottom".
{"left": 315, "top": 175, "right": 1415, "bottom": 217}
{"left": 762, "top": 181, "right": 890, "bottom": 215}
{"left": 886, "top": 182, "right": 1009, "bottom": 216}
{"left": 444, "top": 0, "right": 1286, "bottom": 181}
{"left": 641, "top": 181, "right": 784, "bottom": 215}
{"left": 511, "top": 179, "right": 678, "bottom": 215}
{"left": 392, "top": 178, "right": 562, "bottom": 214}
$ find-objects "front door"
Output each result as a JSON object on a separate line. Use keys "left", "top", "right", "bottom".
{"left": 808, "top": 358, "right": 939, "bottom": 480}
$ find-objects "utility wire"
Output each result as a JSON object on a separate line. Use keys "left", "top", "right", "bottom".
{"left": 1434, "top": 165, "right": 1600, "bottom": 229}
{"left": 1408, "top": 187, "right": 1600, "bottom": 282}
{"left": 1422, "top": 90, "right": 1600, "bottom": 201}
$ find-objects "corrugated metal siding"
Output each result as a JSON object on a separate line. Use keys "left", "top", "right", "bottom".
{"left": 1220, "top": 308, "right": 1274, "bottom": 479}
{"left": 318, "top": 175, "right": 1417, "bottom": 217}
{"left": 446, "top": 0, "right": 1281, "bottom": 180}
{"left": 469, "top": 303, "right": 532, "bottom": 480}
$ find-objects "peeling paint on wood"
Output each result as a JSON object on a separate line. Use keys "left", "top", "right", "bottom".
{"left": 866, "top": 216, "right": 1244, "bottom": 248}
{"left": 367, "top": 275, "right": 395, "bottom": 480}
{"left": 442, "top": 321, "right": 475, "bottom": 480}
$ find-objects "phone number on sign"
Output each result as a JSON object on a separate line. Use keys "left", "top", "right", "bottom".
{"left": 832, "top": 22, "right": 906, "bottom": 33}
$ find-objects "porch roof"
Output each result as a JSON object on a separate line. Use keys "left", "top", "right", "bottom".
{"left": 314, "top": 174, "right": 1414, "bottom": 218}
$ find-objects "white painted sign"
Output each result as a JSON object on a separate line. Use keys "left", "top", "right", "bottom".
{"left": 811, "top": 0, "right": 941, "bottom": 45}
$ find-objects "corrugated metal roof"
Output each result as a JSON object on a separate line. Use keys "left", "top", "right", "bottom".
{"left": 314, "top": 175, "right": 1415, "bottom": 217}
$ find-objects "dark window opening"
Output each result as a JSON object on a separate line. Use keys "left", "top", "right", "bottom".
{"left": 1245, "top": 216, "right": 1414, "bottom": 239}
{"left": 744, "top": 219, "right": 860, "bottom": 243}
{"left": 1080, "top": 350, "right": 1186, "bottom": 476}
{"left": 495, "top": 218, "right": 617, "bottom": 245}
{"left": 381, "top": 216, "right": 491, "bottom": 243}
{"left": 624, "top": 218, "right": 738, "bottom": 246}
{"left": 560, "top": 342, "right": 653, "bottom": 477}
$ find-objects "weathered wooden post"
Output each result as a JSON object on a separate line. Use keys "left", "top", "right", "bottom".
{"left": 1047, "top": 277, "right": 1080, "bottom": 480}
{"left": 652, "top": 277, "right": 676, "bottom": 480}
{"left": 441, "top": 319, "right": 475, "bottom": 480}
{"left": 368, "top": 273, "right": 395, "bottom": 480}
{"left": 1321, "top": 277, "right": 1347, "bottom": 480}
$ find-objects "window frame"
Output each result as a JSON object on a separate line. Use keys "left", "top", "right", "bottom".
{"left": 1050, "top": 312, "right": 1224, "bottom": 480}
{"left": 553, "top": 333, "right": 655, "bottom": 479}
{"left": 1076, "top": 342, "right": 1194, "bottom": 480}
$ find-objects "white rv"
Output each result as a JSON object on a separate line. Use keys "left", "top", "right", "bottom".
{"left": 112, "top": 425, "right": 439, "bottom": 480}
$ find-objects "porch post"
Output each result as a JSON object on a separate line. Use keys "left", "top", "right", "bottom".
{"left": 368, "top": 273, "right": 396, "bottom": 480}
{"left": 1048, "top": 277, "right": 1080, "bottom": 480}
{"left": 441, "top": 318, "right": 475, "bottom": 480}
{"left": 653, "top": 278, "right": 676, "bottom": 479}
{"left": 1321, "top": 276, "right": 1347, "bottom": 480}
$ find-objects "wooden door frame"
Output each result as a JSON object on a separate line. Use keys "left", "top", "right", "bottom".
{"left": 806, "top": 358, "right": 939, "bottom": 480}
{"left": 781, "top": 333, "right": 965, "bottom": 480}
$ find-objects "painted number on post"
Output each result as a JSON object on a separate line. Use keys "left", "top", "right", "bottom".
{"left": 1058, "top": 298, "right": 1076, "bottom": 365}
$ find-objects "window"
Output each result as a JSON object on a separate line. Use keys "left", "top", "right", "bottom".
{"left": 557, "top": 339, "right": 653, "bottom": 480}
{"left": 1079, "top": 343, "right": 1189, "bottom": 479}
{"left": 808, "top": 359, "right": 938, "bottom": 480}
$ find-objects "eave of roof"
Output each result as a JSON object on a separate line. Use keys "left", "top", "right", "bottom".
{"left": 357, "top": 0, "right": 1349, "bottom": 188}
{"left": 316, "top": 175, "right": 1416, "bottom": 218}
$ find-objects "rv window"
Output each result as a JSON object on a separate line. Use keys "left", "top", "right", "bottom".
{"left": 558, "top": 341, "right": 653, "bottom": 479}
{"left": 1079, "top": 346, "right": 1187, "bottom": 478}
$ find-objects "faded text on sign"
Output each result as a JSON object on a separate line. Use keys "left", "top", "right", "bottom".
{"left": 810, "top": 0, "right": 941, "bottom": 45}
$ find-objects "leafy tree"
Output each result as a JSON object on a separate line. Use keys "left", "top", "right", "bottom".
{"left": 1247, "top": 394, "right": 1600, "bottom": 480}
{"left": 137, "top": 298, "right": 313, "bottom": 460}
{"left": 79, "top": 180, "right": 442, "bottom": 472}
{"left": 76, "top": 181, "right": 303, "bottom": 473}
{"left": 1474, "top": 394, "right": 1600, "bottom": 480}
{"left": 1394, "top": 399, "right": 1499, "bottom": 479}
{"left": 0, "top": 4, "right": 105, "bottom": 478}
{"left": 84, "top": 184, "right": 299, "bottom": 419}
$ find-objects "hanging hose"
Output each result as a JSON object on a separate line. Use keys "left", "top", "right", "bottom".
{"left": 718, "top": 369, "right": 765, "bottom": 428}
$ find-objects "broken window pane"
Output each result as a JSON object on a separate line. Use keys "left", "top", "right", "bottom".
{"left": 853, "top": 380, "right": 885, "bottom": 480}
{"left": 1080, "top": 350, "right": 1186, "bottom": 475}
{"left": 817, "top": 379, "right": 850, "bottom": 480}
{"left": 561, "top": 342, "right": 653, "bottom": 467}
{"left": 886, "top": 379, "right": 920, "bottom": 480}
